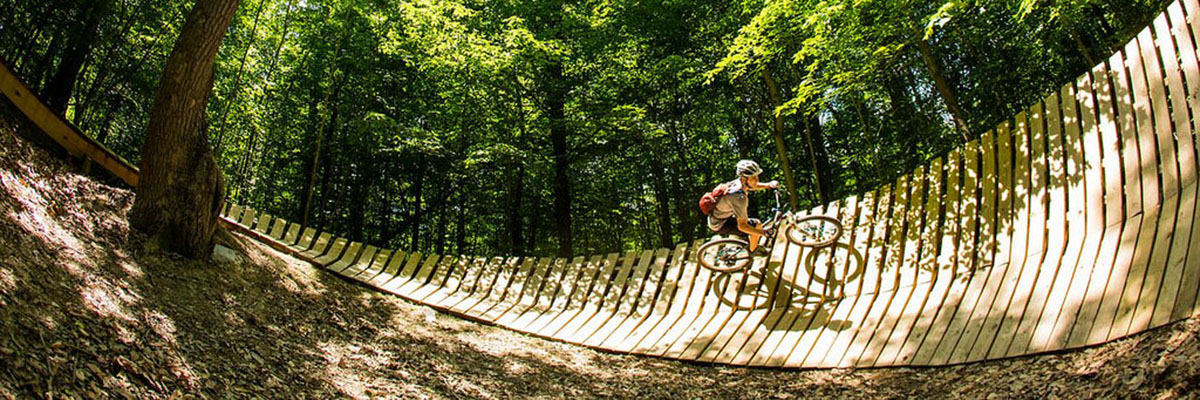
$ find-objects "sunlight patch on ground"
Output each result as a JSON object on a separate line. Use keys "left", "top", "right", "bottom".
{"left": 0, "top": 266, "right": 14, "bottom": 296}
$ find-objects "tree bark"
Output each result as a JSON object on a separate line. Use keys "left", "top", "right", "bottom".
{"left": 129, "top": 0, "right": 241, "bottom": 259}
{"left": 802, "top": 112, "right": 833, "bottom": 205}
{"left": 650, "top": 152, "right": 674, "bottom": 248}
{"left": 410, "top": 155, "right": 426, "bottom": 251}
{"left": 547, "top": 60, "right": 572, "bottom": 257}
{"left": 43, "top": 0, "right": 105, "bottom": 115}
{"left": 761, "top": 69, "right": 800, "bottom": 210}
{"left": 915, "top": 38, "right": 972, "bottom": 142}
{"left": 507, "top": 164, "right": 526, "bottom": 256}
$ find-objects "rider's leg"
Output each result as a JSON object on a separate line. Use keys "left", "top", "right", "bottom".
{"left": 746, "top": 219, "right": 763, "bottom": 252}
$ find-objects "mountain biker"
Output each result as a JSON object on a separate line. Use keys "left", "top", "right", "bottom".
{"left": 707, "top": 160, "right": 779, "bottom": 253}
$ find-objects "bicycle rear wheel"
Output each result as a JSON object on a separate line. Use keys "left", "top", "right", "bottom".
{"left": 785, "top": 215, "right": 843, "bottom": 247}
{"left": 696, "top": 238, "right": 754, "bottom": 272}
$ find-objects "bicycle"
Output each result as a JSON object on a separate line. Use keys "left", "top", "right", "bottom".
{"left": 696, "top": 188, "right": 843, "bottom": 273}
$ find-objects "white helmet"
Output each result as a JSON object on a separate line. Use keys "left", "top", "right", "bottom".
{"left": 736, "top": 160, "right": 762, "bottom": 177}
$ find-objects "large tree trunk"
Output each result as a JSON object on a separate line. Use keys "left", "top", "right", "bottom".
{"left": 761, "top": 69, "right": 800, "bottom": 210}
{"left": 650, "top": 152, "right": 674, "bottom": 248}
{"left": 43, "top": 1, "right": 104, "bottom": 115}
{"left": 915, "top": 38, "right": 972, "bottom": 142}
{"left": 547, "top": 61, "right": 572, "bottom": 257}
{"left": 129, "top": 0, "right": 241, "bottom": 259}
{"left": 802, "top": 112, "right": 833, "bottom": 205}
{"left": 507, "top": 164, "right": 526, "bottom": 256}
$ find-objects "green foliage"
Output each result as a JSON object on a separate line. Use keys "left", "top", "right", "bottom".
{"left": 0, "top": 0, "right": 1173, "bottom": 257}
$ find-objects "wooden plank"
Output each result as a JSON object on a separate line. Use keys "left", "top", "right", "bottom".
{"left": 950, "top": 122, "right": 1017, "bottom": 364}
{"left": 1106, "top": 33, "right": 1169, "bottom": 341}
{"left": 983, "top": 108, "right": 1046, "bottom": 360}
{"left": 876, "top": 156, "right": 950, "bottom": 366}
{"left": 451, "top": 257, "right": 516, "bottom": 316}
{"left": 405, "top": 255, "right": 452, "bottom": 301}
{"left": 300, "top": 233, "right": 332, "bottom": 258}
{"left": 1166, "top": 0, "right": 1200, "bottom": 321}
{"left": 238, "top": 208, "right": 257, "bottom": 228}
{"left": 585, "top": 250, "right": 660, "bottom": 348}
{"left": 334, "top": 244, "right": 374, "bottom": 275}
{"left": 1123, "top": 26, "right": 1182, "bottom": 335}
{"left": 365, "top": 250, "right": 406, "bottom": 287}
{"left": 477, "top": 257, "right": 541, "bottom": 322}
{"left": 427, "top": 256, "right": 489, "bottom": 308}
{"left": 610, "top": 242, "right": 692, "bottom": 353}
{"left": 354, "top": 249, "right": 395, "bottom": 282}
{"left": 282, "top": 224, "right": 302, "bottom": 245}
{"left": 569, "top": 251, "right": 652, "bottom": 345}
{"left": 535, "top": 254, "right": 618, "bottom": 337}
{"left": 255, "top": 214, "right": 272, "bottom": 234}
{"left": 293, "top": 228, "right": 317, "bottom": 251}
{"left": 379, "top": 252, "right": 427, "bottom": 293}
{"left": 267, "top": 218, "right": 289, "bottom": 240}
{"left": 773, "top": 195, "right": 866, "bottom": 366}
{"left": 506, "top": 258, "right": 578, "bottom": 331}
{"left": 647, "top": 247, "right": 721, "bottom": 358}
{"left": 896, "top": 149, "right": 965, "bottom": 365}
{"left": 467, "top": 257, "right": 528, "bottom": 318}
{"left": 911, "top": 143, "right": 981, "bottom": 365}
{"left": 928, "top": 130, "right": 1000, "bottom": 365}
{"left": 814, "top": 186, "right": 893, "bottom": 367}
{"left": 839, "top": 174, "right": 911, "bottom": 367}
{"left": 859, "top": 164, "right": 931, "bottom": 367}
{"left": 526, "top": 255, "right": 603, "bottom": 337}
{"left": 1161, "top": 8, "right": 1199, "bottom": 187}
{"left": 0, "top": 59, "right": 139, "bottom": 186}
{"left": 746, "top": 207, "right": 826, "bottom": 366}
{"left": 756, "top": 203, "right": 847, "bottom": 366}
{"left": 627, "top": 240, "right": 708, "bottom": 355}
{"left": 312, "top": 238, "right": 348, "bottom": 266}
{"left": 597, "top": 248, "right": 673, "bottom": 351}
{"left": 492, "top": 257, "right": 557, "bottom": 326}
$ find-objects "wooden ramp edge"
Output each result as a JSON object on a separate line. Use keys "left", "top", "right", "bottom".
{"left": 5, "top": 0, "right": 1200, "bottom": 369}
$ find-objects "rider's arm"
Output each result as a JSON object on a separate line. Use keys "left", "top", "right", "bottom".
{"left": 748, "top": 180, "right": 779, "bottom": 191}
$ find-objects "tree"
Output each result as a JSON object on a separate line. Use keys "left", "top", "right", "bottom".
{"left": 128, "top": 0, "right": 242, "bottom": 258}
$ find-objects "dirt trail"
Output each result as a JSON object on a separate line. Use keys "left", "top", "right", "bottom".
{"left": 0, "top": 112, "right": 1197, "bottom": 399}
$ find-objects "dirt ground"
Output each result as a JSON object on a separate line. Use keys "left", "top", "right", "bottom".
{"left": 1, "top": 115, "right": 1198, "bottom": 399}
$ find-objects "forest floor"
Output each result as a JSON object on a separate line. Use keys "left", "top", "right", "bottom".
{"left": 1, "top": 116, "right": 1199, "bottom": 399}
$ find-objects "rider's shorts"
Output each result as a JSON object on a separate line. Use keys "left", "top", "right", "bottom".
{"left": 712, "top": 217, "right": 762, "bottom": 236}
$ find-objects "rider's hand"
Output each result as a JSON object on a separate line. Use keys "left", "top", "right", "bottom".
{"left": 766, "top": 180, "right": 779, "bottom": 189}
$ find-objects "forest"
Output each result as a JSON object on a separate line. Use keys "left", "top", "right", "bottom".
{"left": 0, "top": 0, "right": 1172, "bottom": 258}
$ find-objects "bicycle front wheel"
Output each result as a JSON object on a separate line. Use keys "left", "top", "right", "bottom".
{"left": 785, "top": 215, "right": 843, "bottom": 247}
{"left": 696, "top": 238, "right": 754, "bottom": 272}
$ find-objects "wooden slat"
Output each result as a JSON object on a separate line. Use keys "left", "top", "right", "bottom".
{"left": 467, "top": 257, "right": 527, "bottom": 318}
{"left": 758, "top": 197, "right": 859, "bottom": 366}
{"left": 238, "top": 208, "right": 257, "bottom": 228}
{"left": 282, "top": 224, "right": 302, "bottom": 245}
{"left": 478, "top": 257, "right": 541, "bottom": 322}
{"left": 255, "top": 214, "right": 272, "bottom": 234}
{"left": 633, "top": 237, "right": 705, "bottom": 353}
{"left": 493, "top": 257, "right": 557, "bottom": 326}
{"left": 1069, "top": 49, "right": 1147, "bottom": 347}
{"left": 1161, "top": 7, "right": 1199, "bottom": 187}
{"left": 840, "top": 174, "right": 911, "bottom": 367}
{"left": 928, "top": 130, "right": 999, "bottom": 365}
{"left": 300, "top": 233, "right": 332, "bottom": 258}
{"left": 1005, "top": 99, "right": 1067, "bottom": 356}
{"left": 747, "top": 207, "right": 826, "bottom": 366}
{"left": 293, "top": 228, "right": 317, "bottom": 251}
{"left": 911, "top": 142, "right": 982, "bottom": 365}
{"left": 312, "top": 238, "right": 348, "bottom": 266}
{"left": 335, "top": 244, "right": 374, "bottom": 275}
{"left": 584, "top": 250, "right": 660, "bottom": 348}
{"left": 553, "top": 253, "right": 635, "bottom": 342}
{"left": 611, "top": 242, "right": 691, "bottom": 353}
{"left": 379, "top": 252, "right": 428, "bottom": 293}
{"left": 950, "top": 122, "right": 1017, "bottom": 364}
{"left": 597, "top": 248, "right": 673, "bottom": 351}
{"left": 507, "top": 258, "right": 577, "bottom": 330}
{"left": 1106, "top": 33, "right": 1169, "bottom": 341}
{"left": 535, "top": 254, "right": 617, "bottom": 337}
{"left": 894, "top": 149, "right": 965, "bottom": 365}
{"left": 857, "top": 166, "right": 929, "bottom": 367}
{"left": 1123, "top": 25, "right": 1182, "bottom": 335}
{"left": 1166, "top": 0, "right": 1200, "bottom": 321}
{"left": 762, "top": 204, "right": 848, "bottom": 366}
{"left": 365, "top": 250, "right": 406, "bottom": 287}
{"left": 353, "top": 249, "right": 395, "bottom": 282}
{"left": 876, "top": 156, "right": 949, "bottom": 366}
{"left": 267, "top": 218, "right": 288, "bottom": 240}
{"left": 815, "top": 186, "right": 892, "bottom": 367}
{"left": 524, "top": 255, "right": 602, "bottom": 337}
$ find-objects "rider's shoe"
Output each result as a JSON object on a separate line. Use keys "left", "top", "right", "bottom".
{"left": 750, "top": 246, "right": 771, "bottom": 257}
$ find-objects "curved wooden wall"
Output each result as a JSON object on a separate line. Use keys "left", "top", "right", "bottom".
{"left": 4, "top": 0, "right": 1199, "bottom": 368}
{"left": 220, "top": 0, "right": 1200, "bottom": 367}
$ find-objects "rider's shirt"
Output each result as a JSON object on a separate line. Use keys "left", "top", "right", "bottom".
{"left": 707, "top": 179, "right": 749, "bottom": 231}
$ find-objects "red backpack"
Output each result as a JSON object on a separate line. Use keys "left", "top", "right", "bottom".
{"left": 698, "top": 183, "right": 731, "bottom": 215}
